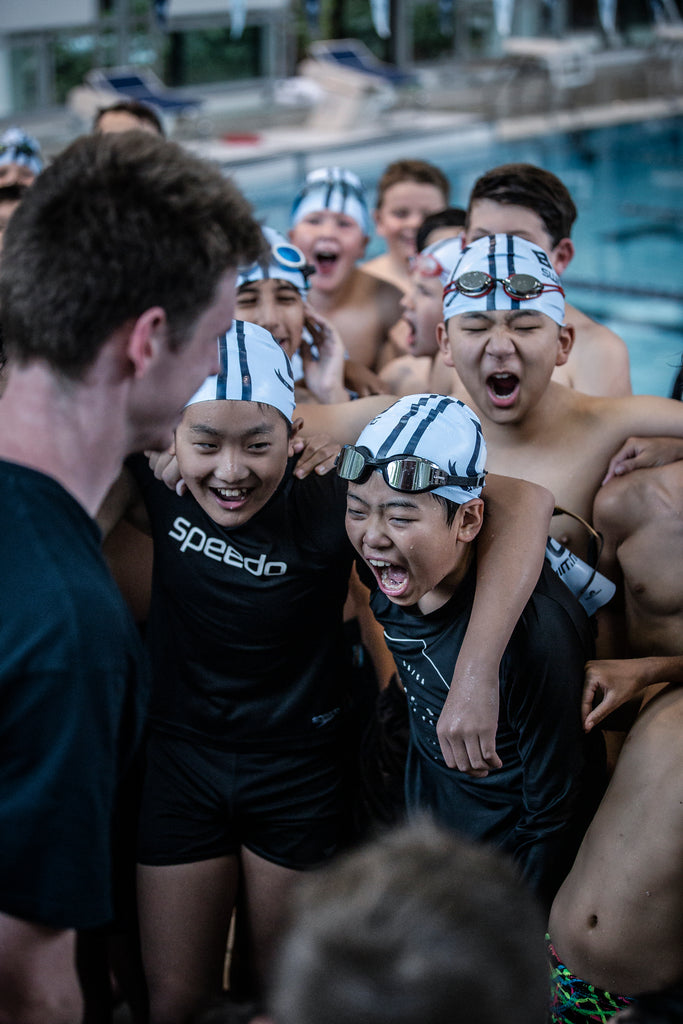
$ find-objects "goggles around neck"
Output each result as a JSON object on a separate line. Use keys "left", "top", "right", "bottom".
{"left": 445, "top": 270, "right": 565, "bottom": 302}
{"left": 336, "top": 445, "right": 486, "bottom": 494}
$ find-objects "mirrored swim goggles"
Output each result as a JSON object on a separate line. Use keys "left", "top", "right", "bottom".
{"left": 336, "top": 445, "right": 487, "bottom": 493}
{"left": 444, "top": 271, "right": 565, "bottom": 302}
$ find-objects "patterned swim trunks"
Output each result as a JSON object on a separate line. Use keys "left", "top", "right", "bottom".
{"left": 547, "top": 935, "right": 633, "bottom": 1023}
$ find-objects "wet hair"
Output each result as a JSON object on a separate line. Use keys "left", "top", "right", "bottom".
{"left": 467, "top": 163, "right": 578, "bottom": 249}
{"left": 270, "top": 818, "right": 548, "bottom": 1024}
{"left": 93, "top": 99, "right": 165, "bottom": 137}
{"left": 431, "top": 492, "right": 460, "bottom": 528}
{"left": 0, "top": 132, "right": 261, "bottom": 378}
{"left": 416, "top": 206, "right": 466, "bottom": 253}
{"left": 375, "top": 159, "right": 450, "bottom": 211}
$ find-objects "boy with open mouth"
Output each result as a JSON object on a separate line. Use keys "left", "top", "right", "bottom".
{"left": 289, "top": 166, "right": 402, "bottom": 376}
{"left": 340, "top": 392, "right": 607, "bottom": 911}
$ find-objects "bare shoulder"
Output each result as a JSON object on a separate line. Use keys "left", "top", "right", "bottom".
{"left": 563, "top": 302, "right": 632, "bottom": 397}
{"left": 362, "top": 253, "right": 405, "bottom": 291}
{"left": 356, "top": 268, "right": 403, "bottom": 324}
{"left": 379, "top": 354, "right": 431, "bottom": 396}
{"left": 598, "top": 458, "right": 683, "bottom": 519}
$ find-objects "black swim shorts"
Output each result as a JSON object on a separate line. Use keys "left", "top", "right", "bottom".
{"left": 137, "top": 730, "right": 343, "bottom": 870}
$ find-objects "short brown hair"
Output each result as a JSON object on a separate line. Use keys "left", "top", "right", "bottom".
{"left": 466, "top": 163, "right": 577, "bottom": 248}
{"left": 375, "top": 159, "right": 450, "bottom": 210}
{"left": 0, "top": 132, "right": 261, "bottom": 377}
{"left": 272, "top": 819, "right": 548, "bottom": 1024}
{"left": 94, "top": 99, "right": 165, "bottom": 137}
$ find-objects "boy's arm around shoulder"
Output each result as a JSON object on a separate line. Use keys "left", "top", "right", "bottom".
{"left": 598, "top": 392, "right": 683, "bottom": 446}
{"left": 436, "top": 475, "right": 554, "bottom": 778}
{"left": 294, "top": 394, "right": 396, "bottom": 445}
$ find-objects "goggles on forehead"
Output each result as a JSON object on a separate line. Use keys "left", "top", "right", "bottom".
{"left": 410, "top": 252, "right": 447, "bottom": 278}
{"left": 271, "top": 241, "right": 309, "bottom": 271}
{"left": 336, "top": 445, "right": 486, "bottom": 494}
{"left": 445, "top": 270, "right": 565, "bottom": 302}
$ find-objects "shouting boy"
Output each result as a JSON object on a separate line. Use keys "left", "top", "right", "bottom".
{"left": 340, "top": 393, "right": 606, "bottom": 910}
{"left": 289, "top": 166, "right": 401, "bottom": 372}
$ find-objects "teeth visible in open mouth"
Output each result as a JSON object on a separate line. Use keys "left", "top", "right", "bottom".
{"left": 315, "top": 249, "right": 338, "bottom": 263}
{"left": 489, "top": 373, "right": 518, "bottom": 397}
{"left": 368, "top": 558, "right": 409, "bottom": 593}
{"left": 215, "top": 488, "right": 247, "bottom": 499}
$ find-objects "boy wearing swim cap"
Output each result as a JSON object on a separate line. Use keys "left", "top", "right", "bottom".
{"left": 102, "top": 321, "right": 358, "bottom": 1022}
{"left": 379, "top": 232, "right": 465, "bottom": 398}
{"left": 340, "top": 393, "right": 606, "bottom": 910}
{"left": 235, "top": 224, "right": 350, "bottom": 405}
{"left": 99, "top": 322, "right": 558, "bottom": 1017}
{"left": 437, "top": 233, "right": 683, "bottom": 562}
{"left": 289, "top": 166, "right": 402, "bottom": 375}
{"left": 464, "top": 162, "right": 632, "bottom": 397}
{"left": 0, "top": 124, "right": 43, "bottom": 186}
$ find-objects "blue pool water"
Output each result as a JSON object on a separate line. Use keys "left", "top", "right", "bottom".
{"left": 230, "top": 116, "right": 683, "bottom": 397}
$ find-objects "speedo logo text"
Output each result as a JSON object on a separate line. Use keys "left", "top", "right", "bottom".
{"left": 168, "top": 517, "right": 287, "bottom": 576}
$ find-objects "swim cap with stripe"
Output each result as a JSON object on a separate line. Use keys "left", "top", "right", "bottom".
{"left": 290, "top": 166, "right": 371, "bottom": 236}
{"left": 186, "top": 320, "right": 295, "bottom": 422}
{"left": 0, "top": 126, "right": 43, "bottom": 176}
{"left": 443, "top": 233, "right": 565, "bottom": 325}
{"left": 356, "top": 393, "right": 487, "bottom": 505}
{"left": 237, "top": 226, "right": 311, "bottom": 298}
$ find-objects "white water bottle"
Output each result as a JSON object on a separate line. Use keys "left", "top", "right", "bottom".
{"left": 545, "top": 538, "right": 616, "bottom": 617}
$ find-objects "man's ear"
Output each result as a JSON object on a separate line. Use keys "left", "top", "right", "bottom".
{"left": 288, "top": 415, "right": 304, "bottom": 456}
{"left": 373, "top": 208, "right": 387, "bottom": 239}
{"left": 126, "top": 306, "right": 167, "bottom": 378}
{"left": 457, "top": 498, "right": 484, "bottom": 542}
{"left": 436, "top": 321, "right": 454, "bottom": 367}
{"left": 550, "top": 237, "right": 574, "bottom": 275}
{"left": 556, "top": 323, "right": 575, "bottom": 367}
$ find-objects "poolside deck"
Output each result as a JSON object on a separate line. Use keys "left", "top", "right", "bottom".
{"left": 7, "top": 36, "right": 683, "bottom": 169}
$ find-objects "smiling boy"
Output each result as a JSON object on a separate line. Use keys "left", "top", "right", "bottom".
{"left": 340, "top": 393, "right": 606, "bottom": 910}
{"left": 362, "top": 158, "right": 451, "bottom": 292}
{"left": 99, "top": 320, "right": 558, "bottom": 1018}
{"left": 107, "top": 321, "right": 358, "bottom": 1023}
{"left": 234, "top": 224, "right": 349, "bottom": 405}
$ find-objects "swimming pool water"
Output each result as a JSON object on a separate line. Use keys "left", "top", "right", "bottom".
{"left": 230, "top": 116, "right": 683, "bottom": 397}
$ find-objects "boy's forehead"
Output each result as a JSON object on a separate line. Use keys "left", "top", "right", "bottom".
{"left": 467, "top": 200, "right": 551, "bottom": 247}
{"left": 182, "top": 398, "right": 284, "bottom": 430}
